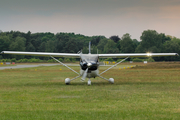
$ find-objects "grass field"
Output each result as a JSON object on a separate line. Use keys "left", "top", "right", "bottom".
{"left": 0, "top": 62, "right": 180, "bottom": 120}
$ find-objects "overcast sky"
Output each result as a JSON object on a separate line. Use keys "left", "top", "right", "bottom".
{"left": 0, "top": 0, "right": 180, "bottom": 40}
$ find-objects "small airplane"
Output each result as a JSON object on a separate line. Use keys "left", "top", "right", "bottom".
{"left": 1, "top": 42, "right": 179, "bottom": 85}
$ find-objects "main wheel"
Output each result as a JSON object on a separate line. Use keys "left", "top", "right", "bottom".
{"left": 109, "top": 78, "right": 114, "bottom": 84}
{"left": 65, "top": 78, "right": 70, "bottom": 85}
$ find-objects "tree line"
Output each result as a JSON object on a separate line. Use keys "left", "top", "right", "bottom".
{"left": 0, "top": 30, "right": 180, "bottom": 61}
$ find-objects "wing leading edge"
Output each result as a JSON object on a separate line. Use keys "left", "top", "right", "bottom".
{"left": 1, "top": 51, "right": 178, "bottom": 58}
{"left": 98, "top": 53, "right": 179, "bottom": 58}
{"left": 1, "top": 51, "right": 80, "bottom": 58}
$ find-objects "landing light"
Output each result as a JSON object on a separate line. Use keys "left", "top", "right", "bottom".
{"left": 147, "top": 53, "right": 152, "bottom": 56}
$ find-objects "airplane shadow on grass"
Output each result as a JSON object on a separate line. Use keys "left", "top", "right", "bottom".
{"left": 14, "top": 81, "right": 175, "bottom": 87}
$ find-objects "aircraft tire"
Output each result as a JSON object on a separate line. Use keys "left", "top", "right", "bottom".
{"left": 65, "top": 78, "right": 70, "bottom": 85}
{"left": 109, "top": 78, "right": 114, "bottom": 84}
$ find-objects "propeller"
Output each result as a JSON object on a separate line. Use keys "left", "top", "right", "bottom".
{"left": 81, "top": 68, "right": 88, "bottom": 81}
{"left": 80, "top": 54, "right": 92, "bottom": 81}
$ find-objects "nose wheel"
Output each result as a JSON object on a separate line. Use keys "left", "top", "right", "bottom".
{"left": 87, "top": 78, "right": 91, "bottom": 86}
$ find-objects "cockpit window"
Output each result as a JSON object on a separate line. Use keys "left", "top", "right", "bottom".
{"left": 81, "top": 54, "right": 98, "bottom": 62}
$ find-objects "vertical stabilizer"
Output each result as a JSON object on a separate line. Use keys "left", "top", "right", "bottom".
{"left": 89, "top": 41, "right": 91, "bottom": 54}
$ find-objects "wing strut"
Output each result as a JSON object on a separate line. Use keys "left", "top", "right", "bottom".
{"left": 50, "top": 56, "right": 80, "bottom": 75}
{"left": 99, "top": 57, "right": 129, "bottom": 75}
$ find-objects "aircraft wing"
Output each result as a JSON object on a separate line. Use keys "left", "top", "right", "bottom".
{"left": 1, "top": 51, "right": 80, "bottom": 58}
{"left": 98, "top": 53, "right": 179, "bottom": 58}
{"left": 1, "top": 51, "right": 179, "bottom": 58}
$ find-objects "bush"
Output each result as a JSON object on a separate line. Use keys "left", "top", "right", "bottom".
{"left": 22, "top": 58, "right": 28, "bottom": 63}
{"left": 2, "top": 59, "right": 11, "bottom": 62}
{"left": 0, "top": 59, "right": 5, "bottom": 62}
{"left": 133, "top": 58, "right": 143, "bottom": 62}
{"left": 17, "top": 59, "right": 22, "bottom": 63}
{"left": 11, "top": 58, "right": 16, "bottom": 62}
{"left": 58, "top": 58, "right": 63, "bottom": 62}
{"left": 47, "top": 59, "right": 56, "bottom": 63}
{"left": 28, "top": 58, "right": 42, "bottom": 63}
{"left": 117, "top": 59, "right": 126, "bottom": 63}
{"left": 64, "top": 58, "right": 70, "bottom": 62}
{"left": 147, "top": 57, "right": 155, "bottom": 62}
{"left": 70, "top": 58, "right": 76, "bottom": 62}
{"left": 105, "top": 58, "right": 113, "bottom": 62}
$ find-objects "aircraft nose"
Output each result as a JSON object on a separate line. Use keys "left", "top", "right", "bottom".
{"left": 87, "top": 63, "right": 92, "bottom": 68}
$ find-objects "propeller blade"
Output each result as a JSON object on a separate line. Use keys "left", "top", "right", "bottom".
{"left": 81, "top": 68, "right": 88, "bottom": 81}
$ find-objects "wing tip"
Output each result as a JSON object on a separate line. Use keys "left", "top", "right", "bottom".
{"left": 0, "top": 51, "right": 4, "bottom": 54}
{"left": 176, "top": 53, "right": 179, "bottom": 56}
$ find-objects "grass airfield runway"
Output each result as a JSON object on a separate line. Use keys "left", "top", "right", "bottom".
{"left": 0, "top": 63, "right": 60, "bottom": 70}
{"left": 0, "top": 62, "right": 180, "bottom": 120}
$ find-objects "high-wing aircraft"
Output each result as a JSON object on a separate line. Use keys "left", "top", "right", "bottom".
{"left": 1, "top": 42, "right": 179, "bottom": 85}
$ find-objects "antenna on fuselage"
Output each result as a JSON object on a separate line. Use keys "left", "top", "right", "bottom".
{"left": 77, "top": 49, "right": 82, "bottom": 54}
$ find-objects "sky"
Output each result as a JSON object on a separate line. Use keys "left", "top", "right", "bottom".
{"left": 0, "top": 0, "right": 180, "bottom": 40}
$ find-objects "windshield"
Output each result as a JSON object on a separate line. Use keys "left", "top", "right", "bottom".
{"left": 81, "top": 54, "right": 98, "bottom": 62}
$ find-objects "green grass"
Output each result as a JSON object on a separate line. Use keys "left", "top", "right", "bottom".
{"left": 0, "top": 62, "right": 180, "bottom": 120}
{"left": 0, "top": 64, "right": 16, "bottom": 67}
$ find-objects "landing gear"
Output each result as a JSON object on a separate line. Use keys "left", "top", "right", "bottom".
{"left": 64, "top": 75, "right": 82, "bottom": 85}
{"left": 65, "top": 78, "right": 70, "bottom": 85}
{"left": 97, "top": 57, "right": 129, "bottom": 84}
{"left": 50, "top": 56, "right": 82, "bottom": 85}
{"left": 87, "top": 78, "right": 91, "bottom": 86}
{"left": 109, "top": 78, "right": 114, "bottom": 84}
{"left": 98, "top": 75, "right": 114, "bottom": 84}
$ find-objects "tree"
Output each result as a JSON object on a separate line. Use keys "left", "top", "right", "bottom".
{"left": 172, "top": 37, "right": 180, "bottom": 45}
{"left": 141, "top": 30, "right": 158, "bottom": 49}
{"left": 120, "top": 33, "right": 135, "bottom": 53}
{"left": 91, "top": 45, "right": 98, "bottom": 54}
{"left": 139, "top": 30, "right": 165, "bottom": 52}
{"left": 63, "top": 38, "right": 79, "bottom": 53}
{"left": 97, "top": 38, "right": 108, "bottom": 53}
{"left": 109, "top": 35, "right": 120, "bottom": 43}
{"left": 91, "top": 36, "right": 105, "bottom": 46}
{"left": 104, "top": 40, "right": 119, "bottom": 53}
{"left": 116, "top": 40, "right": 121, "bottom": 52}
{"left": 132, "top": 39, "right": 140, "bottom": 49}
{"left": 135, "top": 44, "right": 144, "bottom": 53}
{"left": 25, "top": 31, "right": 31, "bottom": 47}
{"left": 55, "top": 33, "right": 70, "bottom": 53}
{"left": 0, "top": 30, "right": 179, "bottom": 61}
{"left": 159, "top": 33, "right": 171, "bottom": 43}
{"left": 39, "top": 42, "right": 46, "bottom": 52}
{"left": 26, "top": 43, "right": 35, "bottom": 52}
{"left": 135, "top": 30, "right": 168, "bottom": 53}
{"left": 9, "top": 37, "right": 26, "bottom": 51}
{"left": 45, "top": 40, "right": 55, "bottom": 52}
{"left": 162, "top": 40, "right": 180, "bottom": 61}
{"left": 9, "top": 36, "right": 26, "bottom": 59}
{"left": 0, "top": 36, "right": 10, "bottom": 52}
{"left": 31, "top": 38, "right": 41, "bottom": 52}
